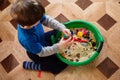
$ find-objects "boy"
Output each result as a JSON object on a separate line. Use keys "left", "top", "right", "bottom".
{"left": 10, "top": 0, "right": 73, "bottom": 74}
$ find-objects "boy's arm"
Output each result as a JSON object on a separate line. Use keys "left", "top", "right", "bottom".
{"left": 42, "top": 15, "right": 66, "bottom": 31}
{"left": 24, "top": 36, "right": 72, "bottom": 57}
{"left": 37, "top": 43, "right": 60, "bottom": 57}
{"left": 27, "top": 42, "right": 60, "bottom": 57}
{"left": 24, "top": 38, "right": 60, "bottom": 57}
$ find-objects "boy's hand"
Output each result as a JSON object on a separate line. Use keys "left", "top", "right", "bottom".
{"left": 58, "top": 36, "right": 74, "bottom": 50}
{"left": 62, "top": 29, "right": 71, "bottom": 37}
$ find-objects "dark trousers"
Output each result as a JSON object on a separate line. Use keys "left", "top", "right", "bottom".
{"left": 26, "top": 30, "right": 67, "bottom": 74}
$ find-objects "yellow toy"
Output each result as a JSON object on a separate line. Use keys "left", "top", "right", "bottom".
{"left": 77, "top": 31, "right": 83, "bottom": 38}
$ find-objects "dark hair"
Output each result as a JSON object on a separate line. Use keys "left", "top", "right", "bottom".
{"left": 10, "top": 0, "right": 45, "bottom": 26}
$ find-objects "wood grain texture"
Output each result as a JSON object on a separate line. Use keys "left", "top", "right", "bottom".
{"left": 0, "top": 0, "right": 120, "bottom": 80}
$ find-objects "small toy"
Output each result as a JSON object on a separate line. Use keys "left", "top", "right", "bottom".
{"left": 63, "top": 35, "right": 70, "bottom": 40}
{"left": 76, "top": 28, "right": 88, "bottom": 38}
{"left": 77, "top": 31, "right": 83, "bottom": 38}
{"left": 63, "top": 30, "right": 74, "bottom": 40}
{"left": 74, "top": 38, "right": 88, "bottom": 43}
{"left": 37, "top": 70, "right": 42, "bottom": 78}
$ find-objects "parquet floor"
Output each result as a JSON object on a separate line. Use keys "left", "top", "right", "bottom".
{"left": 0, "top": 0, "right": 120, "bottom": 80}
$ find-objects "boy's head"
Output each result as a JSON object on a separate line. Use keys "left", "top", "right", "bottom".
{"left": 10, "top": 0, "right": 45, "bottom": 26}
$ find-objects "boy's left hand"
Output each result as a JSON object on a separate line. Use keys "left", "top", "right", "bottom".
{"left": 62, "top": 29, "right": 71, "bottom": 37}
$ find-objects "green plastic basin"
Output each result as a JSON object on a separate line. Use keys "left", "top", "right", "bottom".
{"left": 51, "top": 20, "right": 104, "bottom": 66}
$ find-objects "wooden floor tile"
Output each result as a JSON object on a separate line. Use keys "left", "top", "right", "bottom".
{"left": 55, "top": 13, "right": 69, "bottom": 23}
{"left": 97, "top": 14, "right": 117, "bottom": 30}
{"left": 0, "top": 37, "right": 2, "bottom": 43}
{"left": 0, "top": 0, "right": 120, "bottom": 80}
{"left": 75, "top": 0, "right": 93, "bottom": 10}
{"left": 10, "top": 19, "right": 17, "bottom": 29}
{"left": 97, "top": 57, "right": 119, "bottom": 78}
{"left": 0, "top": 0, "right": 10, "bottom": 11}
{"left": 1, "top": 54, "right": 19, "bottom": 73}
{"left": 39, "top": 0, "right": 50, "bottom": 7}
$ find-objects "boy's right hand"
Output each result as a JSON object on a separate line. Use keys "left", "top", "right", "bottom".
{"left": 58, "top": 36, "right": 74, "bottom": 50}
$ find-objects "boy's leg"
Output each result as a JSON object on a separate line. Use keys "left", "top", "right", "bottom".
{"left": 23, "top": 61, "right": 41, "bottom": 70}
{"left": 42, "top": 30, "right": 68, "bottom": 74}
{"left": 40, "top": 54, "right": 68, "bottom": 74}
{"left": 24, "top": 30, "right": 67, "bottom": 74}
{"left": 43, "top": 30, "right": 59, "bottom": 46}
{"left": 23, "top": 51, "right": 42, "bottom": 70}
{"left": 25, "top": 51, "right": 67, "bottom": 74}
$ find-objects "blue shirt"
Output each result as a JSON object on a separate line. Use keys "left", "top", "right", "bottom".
{"left": 18, "top": 16, "right": 46, "bottom": 54}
